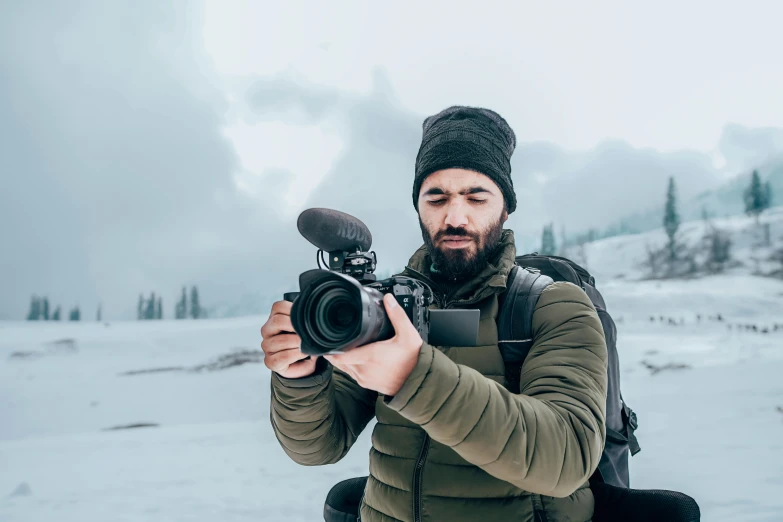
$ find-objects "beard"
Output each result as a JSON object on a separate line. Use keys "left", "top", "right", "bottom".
{"left": 419, "top": 214, "right": 505, "bottom": 283}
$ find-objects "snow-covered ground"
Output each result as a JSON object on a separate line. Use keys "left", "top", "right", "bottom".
{"left": 3, "top": 216, "right": 783, "bottom": 521}
{"left": 580, "top": 206, "right": 783, "bottom": 282}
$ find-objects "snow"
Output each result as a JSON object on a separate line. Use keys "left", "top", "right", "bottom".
{"left": 581, "top": 206, "right": 783, "bottom": 282}
{"left": 2, "top": 215, "right": 783, "bottom": 521}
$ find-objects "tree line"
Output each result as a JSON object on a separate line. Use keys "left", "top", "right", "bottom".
{"left": 25, "top": 296, "right": 85, "bottom": 321}
{"left": 538, "top": 168, "right": 776, "bottom": 260}
{"left": 541, "top": 168, "right": 775, "bottom": 257}
{"left": 26, "top": 285, "right": 206, "bottom": 321}
{"left": 137, "top": 286, "right": 205, "bottom": 320}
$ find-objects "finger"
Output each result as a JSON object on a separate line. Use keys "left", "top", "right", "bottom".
{"left": 261, "top": 333, "right": 300, "bottom": 355}
{"left": 264, "top": 347, "right": 309, "bottom": 373}
{"left": 270, "top": 300, "right": 293, "bottom": 316}
{"left": 261, "top": 313, "right": 296, "bottom": 339}
{"left": 382, "top": 293, "right": 416, "bottom": 340}
{"left": 260, "top": 301, "right": 293, "bottom": 336}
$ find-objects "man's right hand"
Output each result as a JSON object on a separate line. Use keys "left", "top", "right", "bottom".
{"left": 261, "top": 300, "right": 319, "bottom": 379}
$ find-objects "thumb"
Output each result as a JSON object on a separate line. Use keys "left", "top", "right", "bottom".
{"left": 383, "top": 293, "right": 416, "bottom": 338}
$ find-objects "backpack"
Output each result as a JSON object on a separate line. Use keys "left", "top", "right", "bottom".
{"left": 497, "top": 253, "right": 641, "bottom": 489}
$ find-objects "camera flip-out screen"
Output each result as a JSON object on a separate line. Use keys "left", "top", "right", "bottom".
{"left": 427, "top": 309, "right": 480, "bottom": 347}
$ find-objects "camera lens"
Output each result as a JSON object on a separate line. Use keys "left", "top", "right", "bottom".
{"left": 312, "top": 285, "right": 360, "bottom": 343}
{"left": 292, "top": 271, "right": 395, "bottom": 355}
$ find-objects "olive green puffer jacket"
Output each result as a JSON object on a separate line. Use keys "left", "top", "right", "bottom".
{"left": 271, "top": 229, "right": 608, "bottom": 522}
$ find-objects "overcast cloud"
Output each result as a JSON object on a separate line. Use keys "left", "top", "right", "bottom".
{"left": 2, "top": 1, "right": 781, "bottom": 320}
{"left": 0, "top": 1, "right": 307, "bottom": 320}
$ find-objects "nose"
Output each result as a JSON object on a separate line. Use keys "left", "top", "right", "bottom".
{"left": 443, "top": 200, "right": 469, "bottom": 229}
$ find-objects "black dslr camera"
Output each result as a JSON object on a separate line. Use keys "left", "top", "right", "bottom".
{"left": 283, "top": 208, "right": 479, "bottom": 356}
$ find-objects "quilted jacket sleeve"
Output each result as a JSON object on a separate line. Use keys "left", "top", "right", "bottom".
{"left": 385, "top": 281, "right": 608, "bottom": 498}
{"left": 270, "top": 358, "right": 378, "bottom": 465}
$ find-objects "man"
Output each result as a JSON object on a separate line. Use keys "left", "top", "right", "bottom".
{"left": 261, "top": 106, "right": 608, "bottom": 522}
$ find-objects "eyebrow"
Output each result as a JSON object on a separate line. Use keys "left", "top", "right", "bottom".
{"left": 423, "top": 186, "right": 493, "bottom": 197}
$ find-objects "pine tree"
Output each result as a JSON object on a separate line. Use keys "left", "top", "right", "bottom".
{"left": 69, "top": 306, "right": 81, "bottom": 321}
{"left": 540, "top": 223, "right": 556, "bottom": 255}
{"left": 145, "top": 292, "right": 156, "bottom": 320}
{"left": 175, "top": 287, "right": 185, "bottom": 319}
{"left": 137, "top": 294, "right": 144, "bottom": 321}
{"left": 26, "top": 296, "right": 37, "bottom": 321}
{"left": 96, "top": 304, "right": 102, "bottom": 322}
{"left": 190, "top": 286, "right": 200, "bottom": 319}
{"left": 744, "top": 170, "right": 771, "bottom": 222}
{"left": 663, "top": 177, "right": 681, "bottom": 262}
{"left": 42, "top": 297, "right": 50, "bottom": 320}
{"left": 52, "top": 306, "right": 61, "bottom": 321}
{"left": 156, "top": 297, "right": 163, "bottom": 320}
{"left": 28, "top": 296, "right": 43, "bottom": 321}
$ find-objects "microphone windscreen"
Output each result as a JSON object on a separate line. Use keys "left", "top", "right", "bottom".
{"left": 297, "top": 208, "right": 373, "bottom": 252}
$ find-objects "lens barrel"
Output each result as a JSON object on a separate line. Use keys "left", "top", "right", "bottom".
{"left": 291, "top": 271, "right": 393, "bottom": 355}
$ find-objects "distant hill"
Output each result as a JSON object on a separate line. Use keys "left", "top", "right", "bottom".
{"left": 567, "top": 205, "right": 783, "bottom": 283}
{"left": 588, "top": 157, "right": 783, "bottom": 245}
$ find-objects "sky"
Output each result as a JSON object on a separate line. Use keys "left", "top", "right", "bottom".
{"left": 2, "top": 0, "right": 782, "bottom": 320}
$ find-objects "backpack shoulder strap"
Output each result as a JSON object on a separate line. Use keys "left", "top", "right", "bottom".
{"left": 497, "top": 264, "right": 554, "bottom": 393}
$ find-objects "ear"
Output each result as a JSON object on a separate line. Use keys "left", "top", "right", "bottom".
{"left": 501, "top": 208, "right": 509, "bottom": 224}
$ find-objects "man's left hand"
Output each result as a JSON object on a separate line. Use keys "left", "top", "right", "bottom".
{"left": 324, "top": 293, "right": 423, "bottom": 396}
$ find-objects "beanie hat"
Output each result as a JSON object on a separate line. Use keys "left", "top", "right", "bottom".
{"left": 412, "top": 106, "right": 517, "bottom": 214}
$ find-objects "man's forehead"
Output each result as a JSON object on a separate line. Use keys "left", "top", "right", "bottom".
{"left": 420, "top": 168, "right": 501, "bottom": 195}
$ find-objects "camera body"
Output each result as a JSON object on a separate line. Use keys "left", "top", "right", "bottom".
{"left": 285, "top": 268, "right": 434, "bottom": 356}
{"left": 284, "top": 208, "right": 478, "bottom": 356}
{"left": 366, "top": 274, "right": 432, "bottom": 338}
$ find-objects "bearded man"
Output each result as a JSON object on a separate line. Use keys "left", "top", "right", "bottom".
{"left": 261, "top": 106, "right": 608, "bottom": 522}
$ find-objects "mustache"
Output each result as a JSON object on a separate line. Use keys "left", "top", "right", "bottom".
{"left": 435, "top": 227, "right": 478, "bottom": 242}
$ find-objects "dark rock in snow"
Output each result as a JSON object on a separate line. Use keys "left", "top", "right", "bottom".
{"left": 103, "top": 423, "right": 159, "bottom": 431}
{"left": 641, "top": 360, "right": 692, "bottom": 375}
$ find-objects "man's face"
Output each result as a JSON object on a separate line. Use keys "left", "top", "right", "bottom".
{"left": 417, "top": 168, "right": 509, "bottom": 281}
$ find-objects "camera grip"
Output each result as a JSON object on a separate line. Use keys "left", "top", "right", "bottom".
{"left": 281, "top": 292, "right": 310, "bottom": 361}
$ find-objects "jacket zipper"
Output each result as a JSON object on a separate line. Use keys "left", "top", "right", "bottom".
{"left": 404, "top": 265, "right": 496, "bottom": 522}
{"left": 402, "top": 267, "right": 491, "bottom": 310}
{"left": 413, "top": 435, "right": 431, "bottom": 522}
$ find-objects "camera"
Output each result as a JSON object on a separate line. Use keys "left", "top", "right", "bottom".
{"left": 283, "top": 208, "right": 479, "bottom": 356}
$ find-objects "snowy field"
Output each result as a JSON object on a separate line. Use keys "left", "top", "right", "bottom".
{"left": 2, "top": 214, "right": 783, "bottom": 521}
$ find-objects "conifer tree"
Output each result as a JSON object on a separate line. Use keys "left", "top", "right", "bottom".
{"left": 190, "top": 286, "right": 200, "bottom": 319}
{"left": 145, "top": 292, "right": 156, "bottom": 320}
{"left": 27, "top": 296, "right": 41, "bottom": 321}
{"left": 540, "top": 223, "right": 557, "bottom": 255}
{"left": 663, "top": 177, "right": 681, "bottom": 262}
{"left": 176, "top": 286, "right": 188, "bottom": 319}
{"left": 744, "top": 170, "right": 772, "bottom": 223}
